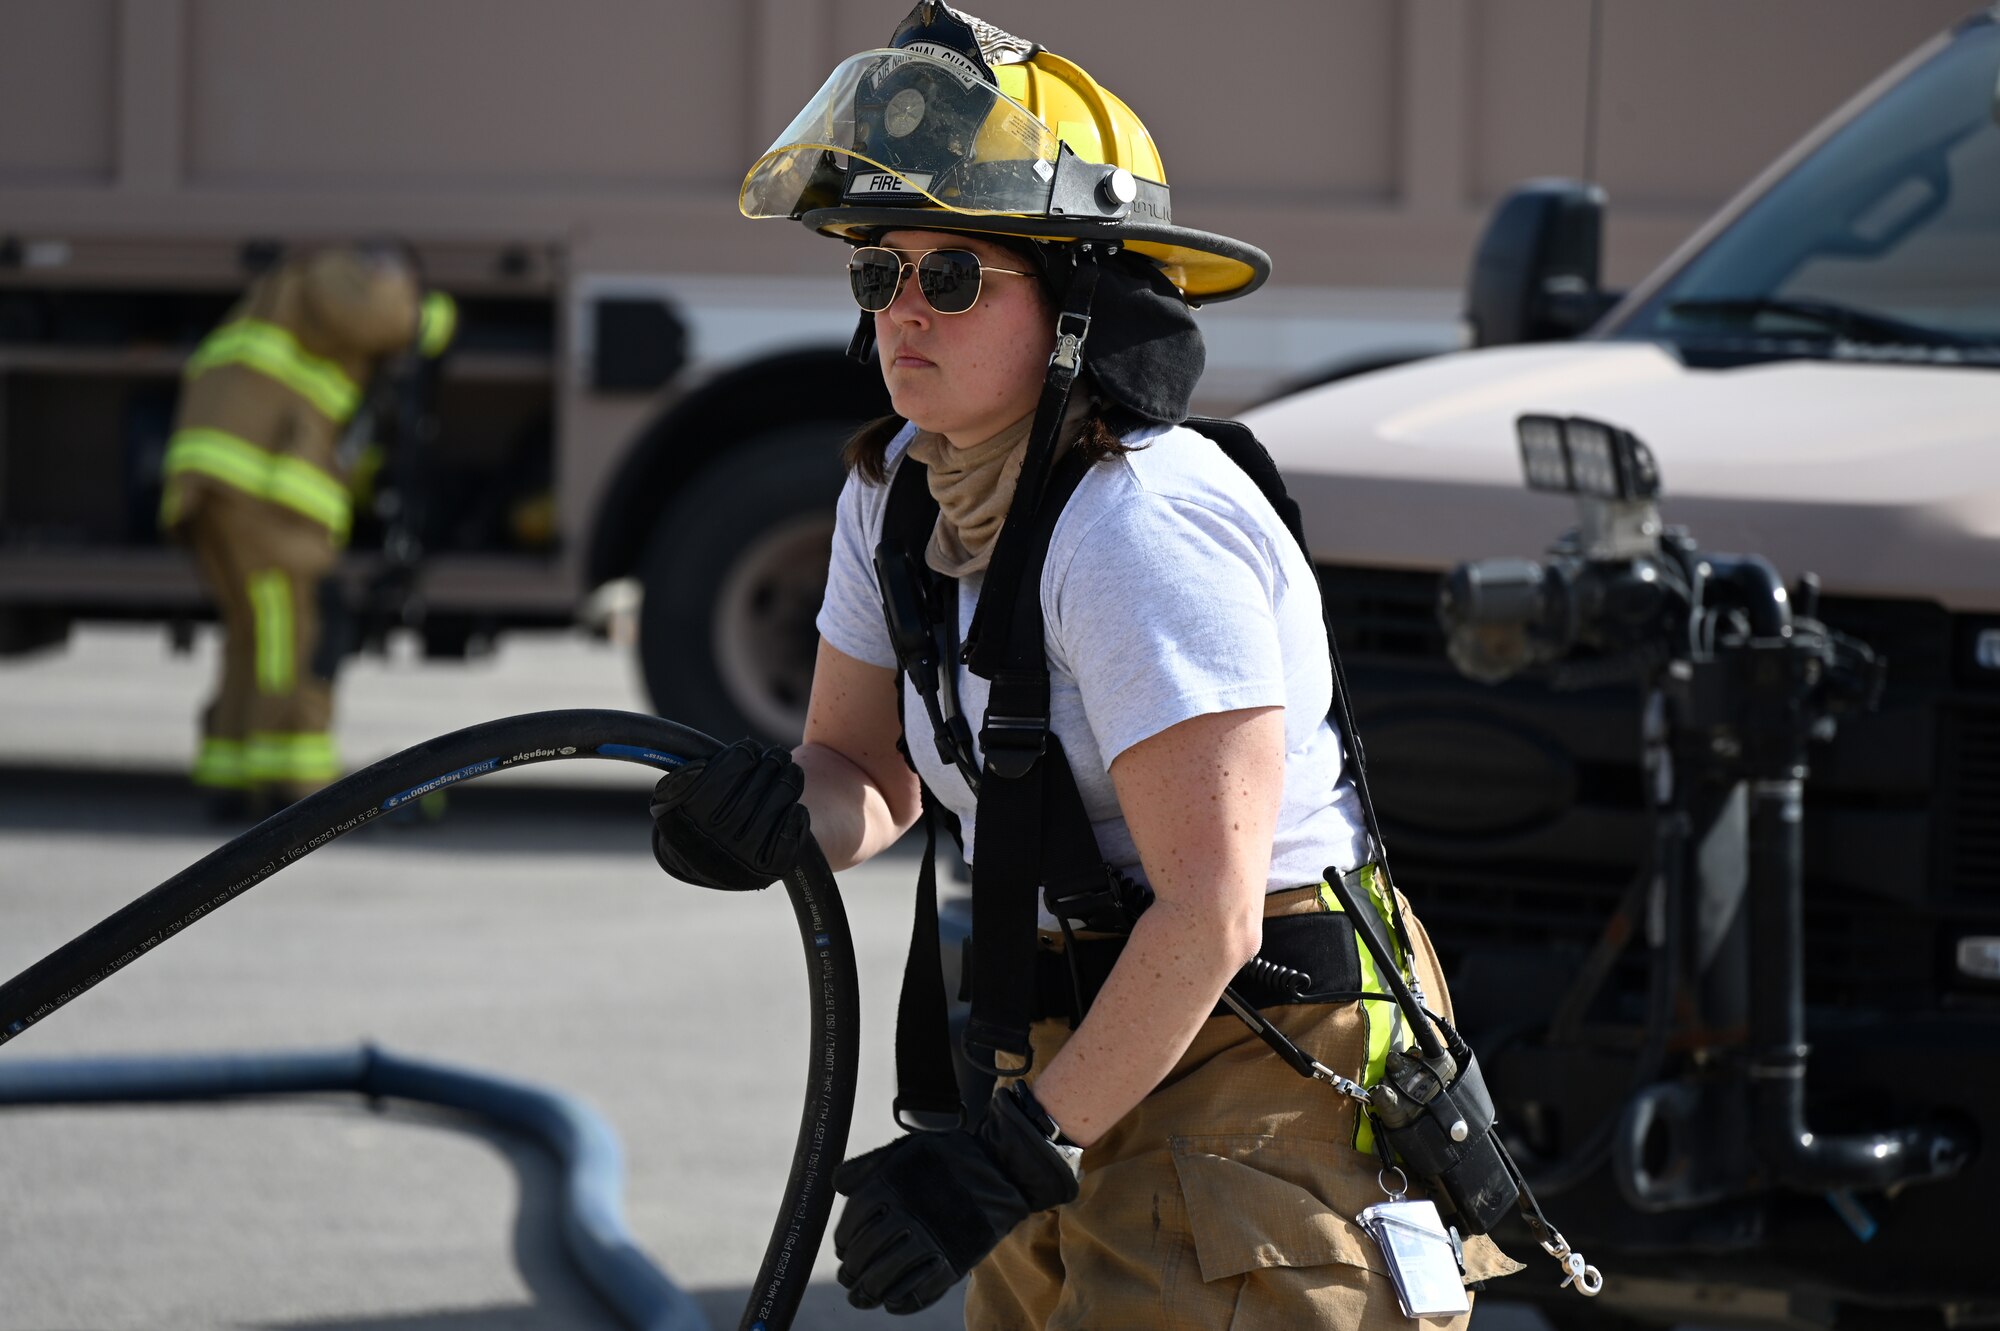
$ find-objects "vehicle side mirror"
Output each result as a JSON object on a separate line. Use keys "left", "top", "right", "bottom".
{"left": 1465, "top": 179, "right": 1617, "bottom": 347}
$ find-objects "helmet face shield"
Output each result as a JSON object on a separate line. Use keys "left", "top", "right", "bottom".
{"left": 741, "top": 49, "right": 1064, "bottom": 220}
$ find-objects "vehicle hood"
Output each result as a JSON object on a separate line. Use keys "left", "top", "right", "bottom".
{"left": 1243, "top": 341, "right": 2000, "bottom": 609}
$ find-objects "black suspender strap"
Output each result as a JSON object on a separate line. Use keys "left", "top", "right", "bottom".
{"left": 877, "top": 462, "right": 981, "bottom": 790}
{"left": 878, "top": 435, "right": 1104, "bottom": 1105}
{"left": 960, "top": 449, "right": 1099, "bottom": 1076}
{"left": 946, "top": 248, "right": 1104, "bottom": 1077}
{"left": 892, "top": 795, "right": 965, "bottom": 1129}
{"left": 877, "top": 456, "right": 971, "bottom": 1128}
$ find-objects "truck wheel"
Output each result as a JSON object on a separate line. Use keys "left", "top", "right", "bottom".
{"left": 636, "top": 424, "right": 848, "bottom": 744}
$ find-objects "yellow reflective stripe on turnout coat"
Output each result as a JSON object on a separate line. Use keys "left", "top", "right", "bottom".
{"left": 183, "top": 318, "right": 364, "bottom": 422}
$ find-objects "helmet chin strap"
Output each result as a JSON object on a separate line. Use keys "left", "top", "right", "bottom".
{"left": 1021, "top": 246, "right": 1101, "bottom": 512}
{"left": 962, "top": 241, "right": 1104, "bottom": 677}
{"left": 847, "top": 310, "right": 878, "bottom": 365}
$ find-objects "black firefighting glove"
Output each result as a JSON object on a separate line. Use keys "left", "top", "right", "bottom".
{"left": 648, "top": 739, "right": 808, "bottom": 892}
{"left": 833, "top": 1084, "right": 1082, "bottom": 1314}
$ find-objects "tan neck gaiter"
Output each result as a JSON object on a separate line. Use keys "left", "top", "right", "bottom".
{"left": 906, "top": 395, "right": 1093, "bottom": 578}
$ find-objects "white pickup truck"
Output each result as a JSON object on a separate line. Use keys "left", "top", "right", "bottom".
{"left": 1244, "top": 12, "right": 2000, "bottom": 1329}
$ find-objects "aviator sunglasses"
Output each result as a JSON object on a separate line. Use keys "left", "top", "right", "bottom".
{"left": 847, "top": 245, "right": 1037, "bottom": 315}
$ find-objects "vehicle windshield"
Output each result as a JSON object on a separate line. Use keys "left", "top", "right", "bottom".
{"left": 1605, "top": 19, "right": 2000, "bottom": 367}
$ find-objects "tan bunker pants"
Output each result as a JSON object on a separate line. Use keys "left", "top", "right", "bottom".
{"left": 966, "top": 890, "right": 1520, "bottom": 1331}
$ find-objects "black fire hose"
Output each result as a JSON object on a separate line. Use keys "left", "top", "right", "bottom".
{"left": 0, "top": 709, "right": 858, "bottom": 1331}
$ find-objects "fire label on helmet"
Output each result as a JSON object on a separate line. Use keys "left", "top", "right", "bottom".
{"left": 847, "top": 171, "right": 933, "bottom": 199}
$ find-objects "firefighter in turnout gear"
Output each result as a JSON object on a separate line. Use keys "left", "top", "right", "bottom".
{"left": 160, "top": 243, "right": 456, "bottom": 818}
{"left": 648, "top": 4, "right": 1520, "bottom": 1325}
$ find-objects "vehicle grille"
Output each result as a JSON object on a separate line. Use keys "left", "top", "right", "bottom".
{"left": 1320, "top": 565, "right": 1447, "bottom": 660}
{"left": 1318, "top": 564, "right": 2000, "bottom": 1016}
{"left": 1937, "top": 702, "right": 2000, "bottom": 898}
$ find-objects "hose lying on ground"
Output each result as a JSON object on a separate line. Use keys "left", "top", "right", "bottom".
{"left": 0, "top": 1044, "right": 710, "bottom": 1331}
{"left": 0, "top": 709, "right": 858, "bottom": 1331}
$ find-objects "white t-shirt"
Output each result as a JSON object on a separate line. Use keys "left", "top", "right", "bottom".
{"left": 816, "top": 421, "right": 1372, "bottom": 914}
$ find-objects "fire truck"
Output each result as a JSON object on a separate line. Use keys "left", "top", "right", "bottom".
{"left": 3, "top": 2, "right": 1954, "bottom": 747}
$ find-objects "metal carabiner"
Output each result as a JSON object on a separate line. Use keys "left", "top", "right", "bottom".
{"left": 1309, "top": 1060, "right": 1372, "bottom": 1103}
{"left": 1561, "top": 1250, "right": 1605, "bottom": 1297}
{"left": 1542, "top": 1233, "right": 1604, "bottom": 1297}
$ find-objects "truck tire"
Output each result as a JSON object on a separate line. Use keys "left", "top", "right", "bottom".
{"left": 636, "top": 423, "right": 849, "bottom": 744}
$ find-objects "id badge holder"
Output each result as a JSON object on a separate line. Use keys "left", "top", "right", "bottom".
{"left": 1356, "top": 1197, "right": 1470, "bottom": 1320}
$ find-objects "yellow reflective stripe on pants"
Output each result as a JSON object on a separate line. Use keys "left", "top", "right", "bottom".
{"left": 248, "top": 570, "right": 295, "bottom": 696}
{"left": 246, "top": 732, "right": 338, "bottom": 785}
{"left": 193, "top": 737, "right": 248, "bottom": 789}
{"left": 161, "top": 428, "right": 353, "bottom": 543}
{"left": 184, "top": 319, "right": 361, "bottom": 421}
{"left": 1320, "top": 864, "right": 1410, "bottom": 1154}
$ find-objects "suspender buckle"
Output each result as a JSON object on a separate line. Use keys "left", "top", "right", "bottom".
{"left": 1045, "top": 868, "right": 1154, "bottom": 934}
{"left": 1044, "top": 881, "right": 1116, "bottom": 931}
{"left": 979, "top": 713, "right": 1047, "bottom": 780}
{"left": 961, "top": 1018, "right": 1035, "bottom": 1076}
{"left": 982, "top": 671, "right": 1050, "bottom": 781}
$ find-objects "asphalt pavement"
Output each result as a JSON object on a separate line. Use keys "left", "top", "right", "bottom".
{"left": 0, "top": 627, "right": 1557, "bottom": 1330}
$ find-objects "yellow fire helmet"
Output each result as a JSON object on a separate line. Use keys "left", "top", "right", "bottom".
{"left": 740, "top": 2, "right": 1270, "bottom": 303}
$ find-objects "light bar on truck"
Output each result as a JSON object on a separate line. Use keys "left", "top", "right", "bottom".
{"left": 1514, "top": 413, "right": 1662, "bottom": 502}
{"left": 1958, "top": 937, "right": 2000, "bottom": 981}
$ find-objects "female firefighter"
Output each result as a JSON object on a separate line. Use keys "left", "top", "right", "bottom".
{"left": 648, "top": 4, "right": 1517, "bottom": 1325}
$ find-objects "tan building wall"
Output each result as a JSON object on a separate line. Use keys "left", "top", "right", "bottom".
{"left": 0, "top": 0, "right": 1977, "bottom": 293}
